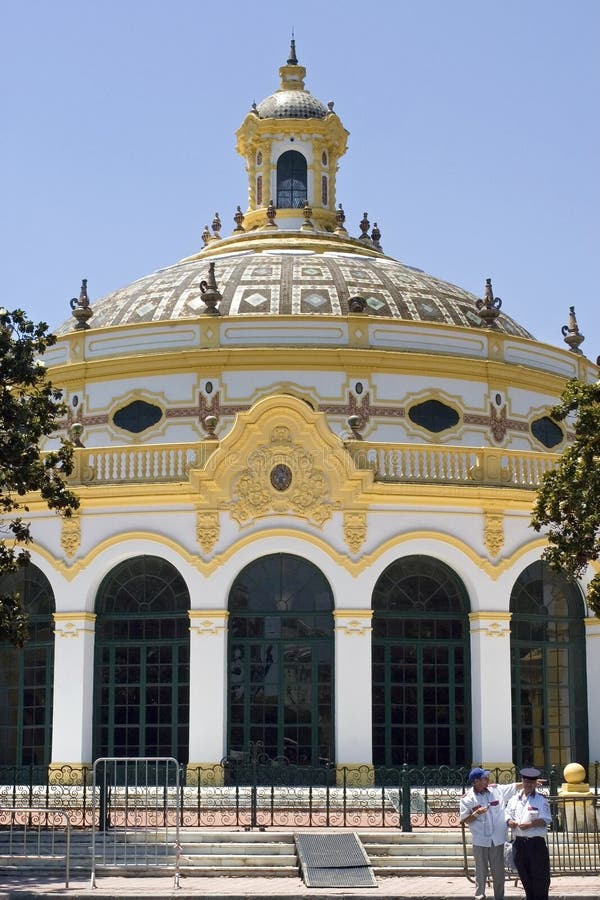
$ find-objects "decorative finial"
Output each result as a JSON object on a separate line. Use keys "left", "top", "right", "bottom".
{"left": 335, "top": 204, "right": 347, "bottom": 234}
{"left": 69, "top": 278, "right": 94, "bottom": 330}
{"left": 475, "top": 277, "right": 502, "bottom": 327}
{"left": 327, "top": 101, "right": 335, "bottom": 112}
{"left": 347, "top": 415, "right": 363, "bottom": 439}
{"left": 199, "top": 262, "right": 222, "bottom": 315}
{"left": 371, "top": 222, "right": 382, "bottom": 250}
{"left": 203, "top": 415, "right": 219, "bottom": 440}
{"left": 212, "top": 213, "right": 222, "bottom": 240}
{"left": 562, "top": 305, "right": 585, "bottom": 354}
{"left": 348, "top": 296, "right": 367, "bottom": 314}
{"left": 300, "top": 201, "right": 314, "bottom": 230}
{"left": 265, "top": 200, "right": 278, "bottom": 228}
{"left": 287, "top": 35, "right": 298, "bottom": 65}
{"left": 201, "top": 224, "right": 211, "bottom": 247}
{"left": 359, "top": 212, "right": 370, "bottom": 241}
{"left": 251, "top": 101, "right": 258, "bottom": 115}
{"left": 69, "top": 422, "right": 85, "bottom": 447}
{"left": 233, "top": 206, "right": 245, "bottom": 232}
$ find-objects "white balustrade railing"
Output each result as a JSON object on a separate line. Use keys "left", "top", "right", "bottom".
{"left": 67, "top": 441, "right": 558, "bottom": 489}
{"left": 349, "top": 443, "right": 558, "bottom": 488}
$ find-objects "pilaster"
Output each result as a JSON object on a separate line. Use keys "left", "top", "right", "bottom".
{"left": 334, "top": 609, "right": 373, "bottom": 767}
{"left": 188, "top": 609, "right": 229, "bottom": 767}
{"left": 468, "top": 612, "right": 513, "bottom": 765}
{"left": 51, "top": 613, "right": 96, "bottom": 768}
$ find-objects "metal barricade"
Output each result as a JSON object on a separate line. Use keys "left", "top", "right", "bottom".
{"left": 0, "top": 807, "right": 71, "bottom": 888}
{"left": 90, "top": 757, "right": 180, "bottom": 889}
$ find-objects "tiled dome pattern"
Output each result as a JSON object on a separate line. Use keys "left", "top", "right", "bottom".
{"left": 56, "top": 251, "right": 534, "bottom": 338}
{"left": 256, "top": 90, "right": 328, "bottom": 119}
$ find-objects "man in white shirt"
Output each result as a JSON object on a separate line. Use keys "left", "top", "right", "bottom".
{"left": 460, "top": 767, "right": 520, "bottom": 900}
{"left": 505, "top": 767, "right": 551, "bottom": 900}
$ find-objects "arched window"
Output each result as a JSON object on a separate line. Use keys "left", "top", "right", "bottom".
{"left": 93, "top": 556, "right": 190, "bottom": 761}
{"left": 276, "top": 151, "right": 307, "bottom": 209}
{"left": 510, "top": 561, "right": 587, "bottom": 768}
{"left": 372, "top": 555, "right": 470, "bottom": 767}
{"left": 227, "top": 553, "right": 334, "bottom": 768}
{"left": 0, "top": 565, "right": 55, "bottom": 770}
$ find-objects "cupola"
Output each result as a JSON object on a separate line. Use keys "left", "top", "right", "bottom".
{"left": 236, "top": 39, "right": 349, "bottom": 231}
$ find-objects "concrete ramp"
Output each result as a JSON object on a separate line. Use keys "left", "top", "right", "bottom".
{"left": 294, "top": 833, "right": 377, "bottom": 888}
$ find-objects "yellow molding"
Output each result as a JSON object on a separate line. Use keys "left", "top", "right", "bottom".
{"left": 469, "top": 612, "right": 512, "bottom": 622}
{"left": 333, "top": 609, "right": 373, "bottom": 619}
{"left": 48, "top": 323, "right": 577, "bottom": 397}
{"left": 189, "top": 609, "right": 229, "bottom": 619}
{"left": 54, "top": 612, "right": 96, "bottom": 622}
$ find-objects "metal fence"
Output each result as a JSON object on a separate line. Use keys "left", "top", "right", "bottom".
{"left": 0, "top": 807, "right": 71, "bottom": 887}
{"left": 89, "top": 757, "right": 180, "bottom": 888}
{"left": 0, "top": 760, "right": 598, "bottom": 835}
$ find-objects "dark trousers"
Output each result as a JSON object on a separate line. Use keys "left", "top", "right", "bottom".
{"left": 513, "top": 836, "right": 551, "bottom": 900}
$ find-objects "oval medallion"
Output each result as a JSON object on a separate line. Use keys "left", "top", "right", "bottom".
{"left": 270, "top": 463, "right": 292, "bottom": 492}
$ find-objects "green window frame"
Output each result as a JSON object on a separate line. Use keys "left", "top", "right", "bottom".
{"left": 93, "top": 555, "right": 190, "bottom": 761}
{"left": 372, "top": 555, "right": 471, "bottom": 767}
{"left": 227, "top": 553, "right": 334, "bottom": 766}
{"left": 0, "top": 565, "right": 55, "bottom": 768}
{"left": 510, "top": 560, "right": 587, "bottom": 768}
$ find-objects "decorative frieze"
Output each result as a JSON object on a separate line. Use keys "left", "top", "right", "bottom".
{"left": 189, "top": 610, "right": 228, "bottom": 636}
{"left": 468, "top": 612, "right": 511, "bottom": 638}
{"left": 53, "top": 612, "right": 96, "bottom": 639}
{"left": 61, "top": 512, "right": 81, "bottom": 558}
{"left": 196, "top": 511, "right": 219, "bottom": 554}
{"left": 344, "top": 511, "right": 367, "bottom": 553}
{"left": 483, "top": 512, "right": 504, "bottom": 558}
{"left": 334, "top": 609, "right": 372, "bottom": 636}
{"left": 229, "top": 426, "right": 333, "bottom": 527}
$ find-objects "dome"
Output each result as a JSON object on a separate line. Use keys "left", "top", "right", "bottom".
{"left": 56, "top": 244, "right": 533, "bottom": 338}
{"left": 255, "top": 90, "right": 328, "bottom": 119}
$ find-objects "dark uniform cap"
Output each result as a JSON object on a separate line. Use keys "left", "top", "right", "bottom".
{"left": 520, "top": 767, "right": 541, "bottom": 779}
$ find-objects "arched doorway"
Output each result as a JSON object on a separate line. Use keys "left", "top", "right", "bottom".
{"left": 0, "top": 565, "right": 54, "bottom": 769}
{"left": 510, "top": 560, "right": 587, "bottom": 767}
{"left": 372, "top": 555, "right": 471, "bottom": 767}
{"left": 276, "top": 150, "right": 307, "bottom": 208}
{"left": 227, "top": 553, "right": 334, "bottom": 766}
{"left": 93, "top": 555, "right": 190, "bottom": 761}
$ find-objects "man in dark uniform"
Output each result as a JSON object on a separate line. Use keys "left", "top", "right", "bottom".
{"left": 505, "top": 767, "right": 551, "bottom": 900}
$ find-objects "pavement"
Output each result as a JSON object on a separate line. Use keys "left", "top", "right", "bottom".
{"left": 0, "top": 872, "right": 598, "bottom": 899}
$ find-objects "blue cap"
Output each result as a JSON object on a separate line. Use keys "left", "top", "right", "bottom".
{"left": 469, "top": 767, "right": 490, "bottom": 782}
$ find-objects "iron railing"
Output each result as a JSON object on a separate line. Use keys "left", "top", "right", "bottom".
{"left": 0, "top": 760, "right": 598, "bottom": 835}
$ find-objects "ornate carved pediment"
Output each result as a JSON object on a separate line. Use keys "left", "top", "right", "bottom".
{"left": 189, "top": 394, "right": 372, "bottom": 531}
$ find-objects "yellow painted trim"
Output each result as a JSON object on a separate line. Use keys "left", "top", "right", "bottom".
{"left": 333, "top": 609, "right": 373, "bottom": 619}
{"left": 48, "top": 325, "right": 580, "bottom": 399}
{"left": 54, "top": 612, "right": 96, "bottom": 623}
{"left": 189, "top": 610, "right": 229, "bottom": 619}
{"left": 469, "top": 612, "right": 512, "bottom": 622}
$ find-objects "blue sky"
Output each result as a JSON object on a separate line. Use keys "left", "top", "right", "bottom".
{"left": 2, "top": 0, "right": 599, "bottom": 359}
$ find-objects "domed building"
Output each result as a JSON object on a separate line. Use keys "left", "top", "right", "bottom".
{"left": 3, "top": 42, "right": 598, "bottom": 784}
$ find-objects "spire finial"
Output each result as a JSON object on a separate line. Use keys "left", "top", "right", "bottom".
{"left": 199, "top": 262, "right": 222, "bottom": 315}
{"left": 475, "top": 277, "right": 502, "bottom": 327}
{"left": 69, "top": 278, "right": 94, "bottom": 330}
{"left": 561, "top": 305, "right": 585, "bottom": 354}
{"left": 287, "top": 33, "right": 298, "bottom": 65}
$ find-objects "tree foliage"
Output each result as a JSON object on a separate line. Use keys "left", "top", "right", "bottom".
{"left": 531, "top": 377, "right": 600, "bottom": 616}
{"left": 0, "top": 308, "right": 79, "bottom": 646}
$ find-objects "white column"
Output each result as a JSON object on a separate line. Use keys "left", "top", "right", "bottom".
{"left": 334, "top": 610, "right": 373, "bottom": 773}
{"left": 187, "top": 610, "right": 228, "bottom": 779}
{"left": 50, "top": 613, "right": 96, "bottom": 776}
{"left": 469, "top": 612, "right": 513, "bottom": 766}
{"left": 585, "top": 617, "right": 600, "bottom": 760}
